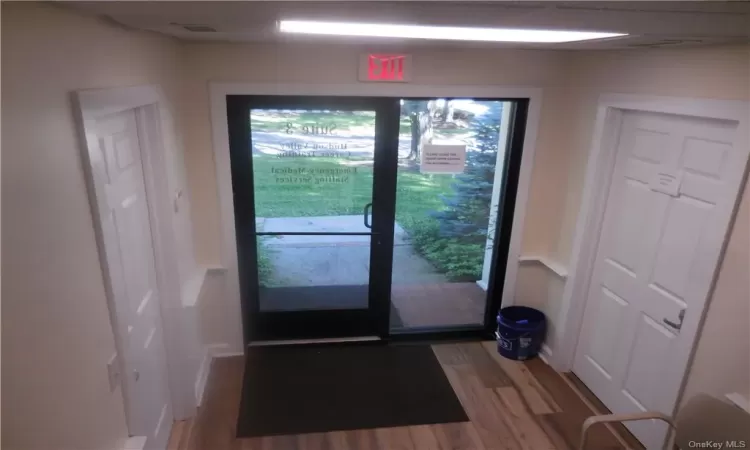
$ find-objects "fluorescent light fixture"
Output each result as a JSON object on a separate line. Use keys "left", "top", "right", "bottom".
{"left": 279, "top": 20, "right": 627, "bottom": 43}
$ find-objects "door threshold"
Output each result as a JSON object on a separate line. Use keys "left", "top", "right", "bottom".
{"left": 248, "top": 336, "right": 382, "bottom": 347}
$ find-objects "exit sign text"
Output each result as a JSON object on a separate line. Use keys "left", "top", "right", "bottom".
{"left": 359, "top": 54, "right": 412, "bottom": 83}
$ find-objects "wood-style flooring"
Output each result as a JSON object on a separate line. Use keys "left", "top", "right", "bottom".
{"left": 168, "top": 342, "right": 644, "bottom": 450}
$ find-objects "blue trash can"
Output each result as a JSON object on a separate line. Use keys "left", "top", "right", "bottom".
{"left": 496, "top": 306, "right": 546, "bottom": 361}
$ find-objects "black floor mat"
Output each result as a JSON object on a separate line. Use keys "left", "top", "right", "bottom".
{"left": 236, "top": 344, "right": 468, "bottom": 437}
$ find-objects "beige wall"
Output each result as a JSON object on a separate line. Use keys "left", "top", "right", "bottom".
{"left": 547, "top": 45, "right": 750, "bottom": 406}
{"left": 2, "top": 5, "right": 747, "bottom": 448}
{"left": 180, "top": 42, "right": 575, "bottom": 347}
{"left": 1, "top": 4, "right": 195, "bottom": 449}
{"left": 181, "top": 42, "right": 749, "bottom": 407}
{"left": 559, "top": 45, "right": 750, "bottom": 262}
{"left": 181, "top": 42, "right": 573, "bottom": 267}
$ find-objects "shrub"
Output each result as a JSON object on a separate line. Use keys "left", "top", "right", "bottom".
{"left": 257, "top": 239, "right": 274, "bottom": 287}
{"left": 407, "top": 218, "right": 485, "bottom": 281}
{"left": 431, "top": 102, "right": 503, "bottom": 244}
{"left": 406, "top": 101, "right": 503, "bottom": 281}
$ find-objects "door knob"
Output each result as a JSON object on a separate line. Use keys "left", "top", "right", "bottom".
{"left": 133, "top": 370, "right": 140, "bottom": 382}
{"left": 663, "top": 308, "right": 685, "bottom": 331}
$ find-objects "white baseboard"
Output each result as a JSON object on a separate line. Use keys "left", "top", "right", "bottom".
{"left": 193, "top": 343, "right": 243, "bottom": 407}
{"left": 206, "top": 343, "right": 244, "bottom": 358}
{"left": 194, "top": 351, "right": 211, "bottom": 407}
{"left": 539, "top": 344, "right": 554, "bottom": 365}
{"left": 182, "top": 267, "right": 208, "bottom": 308}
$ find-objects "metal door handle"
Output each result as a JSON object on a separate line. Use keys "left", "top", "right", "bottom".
{"left": 663, "top": 308, "right": 685, "bottom": 331}
{"left": 363, "top": 203, "right": 372, "bottom": 229}
{"left": 133, "top": 370, "right": 140, "bottom": 382}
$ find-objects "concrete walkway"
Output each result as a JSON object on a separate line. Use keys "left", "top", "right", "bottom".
{"left": 257, "top": 215, "right": 447, "bottom": 287}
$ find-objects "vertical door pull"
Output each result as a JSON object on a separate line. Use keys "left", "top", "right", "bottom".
{"left": 363, "top": 203, "right": 373, "bottom": 229}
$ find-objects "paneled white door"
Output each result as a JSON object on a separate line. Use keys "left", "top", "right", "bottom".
{"left": 91, "top": 109, "right": 173, "bottom": 449}
{"left": 573, "top": 110, "right": 748, "bottom": 449}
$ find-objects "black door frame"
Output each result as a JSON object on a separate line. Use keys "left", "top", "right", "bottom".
{"left": 227, "top": 95, "right": 529, "bottom": 344}
{"left": 227, "top": 95, "right": 400, "bottom": 341}
{"left": 387, "top": 98, "right": 529, "bottom": 342}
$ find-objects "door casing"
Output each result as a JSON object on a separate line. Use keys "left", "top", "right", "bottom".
{"left": 210, "top": 83, "right": 543, "bottom": 352}
{"left": 226, "top": 95, "right": 400, "bottom": 341}
{"left": 74, "top": 86, "right": 197, "bottom": 432}
{"left": 555, "top": 94, "right": 750, "bottom": 420}
{"left": 224, "top": 92, "right": 532, "bottom": 344}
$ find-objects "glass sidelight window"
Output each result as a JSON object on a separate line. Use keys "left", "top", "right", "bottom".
{"left": 390, "top": 99, "right": 512, "bottom": 331}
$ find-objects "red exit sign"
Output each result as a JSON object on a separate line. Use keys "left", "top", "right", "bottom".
{"left": 359, "top": 54, "right": 412, "bottom": 83}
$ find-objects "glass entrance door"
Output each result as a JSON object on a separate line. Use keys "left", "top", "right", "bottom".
{"left": 228, "top": 95, "right": 529, "bottom": 343}
{"left": 390, "top": 99, "right": 518, "bottom": 332}
{"left": 227, "top": 96, "right": 399, "bottom": 340}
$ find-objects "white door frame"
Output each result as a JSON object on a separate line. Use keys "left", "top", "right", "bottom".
{"left": 73, "top": 85, "right": 197, "bottom": 424}
{"left": 553, "top": 94, "right": 750, "bottom": 406}
{"left": 209, "top": 82, "right": 543, "bottom": 351}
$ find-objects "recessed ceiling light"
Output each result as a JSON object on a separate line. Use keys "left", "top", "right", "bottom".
{"left": 278, "top": 20, "right": 627, "bottom": 43}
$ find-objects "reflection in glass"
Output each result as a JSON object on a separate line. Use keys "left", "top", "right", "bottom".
{"left": 250, "top": 109, "right": 376, "bottom": 311}
{"left": 250, "top": 109, "right": 377, "bottom": 219}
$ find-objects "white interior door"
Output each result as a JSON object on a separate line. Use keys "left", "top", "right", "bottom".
{"left": 91, "top": 109, "right": 173, "bottom": 449}
{"left": 573, "top": 110, "right": 748, "bottom": 449}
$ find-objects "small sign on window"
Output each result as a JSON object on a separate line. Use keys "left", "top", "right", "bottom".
{"left": 421, "top": 144, "right": 466, "bottom": 174}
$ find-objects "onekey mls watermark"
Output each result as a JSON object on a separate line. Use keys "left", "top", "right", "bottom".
{"left": 688, "top": 441, "right": 747, "bottom": 449}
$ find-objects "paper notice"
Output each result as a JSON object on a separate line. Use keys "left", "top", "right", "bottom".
{"left": 421, "top": 144, "right": 466, "bottom": 174}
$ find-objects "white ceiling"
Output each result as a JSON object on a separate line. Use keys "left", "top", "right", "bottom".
{"left": 67, "top": 1, "right": 750, "bottom": 50}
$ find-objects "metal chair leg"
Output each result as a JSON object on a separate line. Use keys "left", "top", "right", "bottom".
{"left": 578, "top": 412, "right": 676, "bottom": 450}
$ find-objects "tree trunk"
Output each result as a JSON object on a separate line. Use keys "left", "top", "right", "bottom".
{"left": 443, "top": 102, "right": 455, "bottom": 124}
{"left": 419, "top": 110, "right": 433, "bottom": 150}
{"left": 407, "top": 111, "right": 433, "bottom": 161}
{"left": 408, "top": 113, "right": 420, "bottom": 160}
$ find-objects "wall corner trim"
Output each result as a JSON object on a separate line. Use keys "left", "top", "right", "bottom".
{"left": 194, "top": 351, "right": 211, "bottom": 407}
{"left": 182, "top": 266, "right": 208, "bottom": 308}
{"left": 518, "top": 255, "right": 569, "bottom": 279}
{"left": 206, "top": 343, "right": 244, "bottom": 358}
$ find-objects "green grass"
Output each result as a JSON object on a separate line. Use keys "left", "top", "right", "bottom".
{"left": 251, "top": 154, "right": 489, "bottom": 281}
{"left": 407, "top": 219, "right": 485, "bottom": 280}
{"left": 251, "top": 155, "right": 454, "bottom": 228}
{"left": 256, "top": 238, "right": 274, "bottom": 287}
{"left": 249, "top": 109, "right": 491, "bottom": 281}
